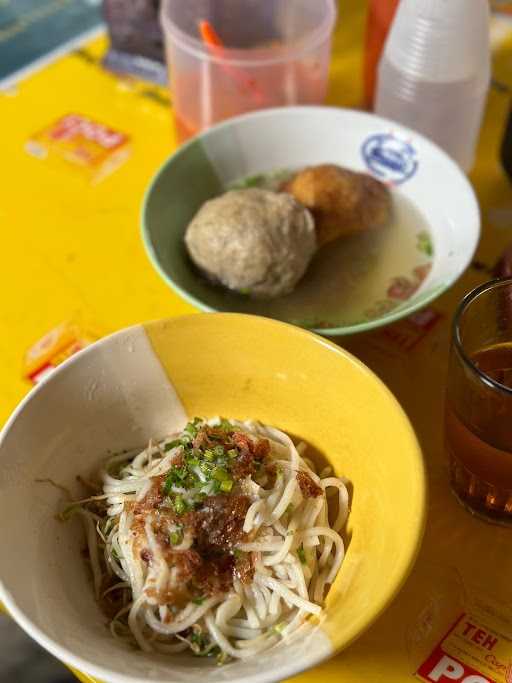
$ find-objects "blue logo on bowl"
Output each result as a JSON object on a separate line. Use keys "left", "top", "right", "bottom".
{"left": 362, "top": 133, "right": 418, "bottom": 185}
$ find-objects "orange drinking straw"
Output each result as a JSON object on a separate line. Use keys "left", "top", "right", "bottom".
{"left": 199, "top": 19, "right": 224, "bottom": 48}
{"left": 198, "top": 19, "right": 266, "bottom": 106}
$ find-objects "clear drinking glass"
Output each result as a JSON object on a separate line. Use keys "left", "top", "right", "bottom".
{"left": 160, "top": 0, "right": 337, "bottom": 142}
{"left": 445, "top": 278, "right": 512, "bottom": 524}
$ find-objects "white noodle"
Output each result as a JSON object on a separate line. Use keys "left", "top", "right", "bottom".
{"left": 73, "top": 419, "right": 349, "bottom": 662}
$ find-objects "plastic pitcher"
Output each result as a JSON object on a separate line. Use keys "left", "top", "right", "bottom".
{"left": 160, "top": 0, "right": 337, "bottom": 142}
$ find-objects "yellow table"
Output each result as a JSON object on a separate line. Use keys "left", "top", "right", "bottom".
{"left": 3, "top": 2, "right": 512, "bottom": 682}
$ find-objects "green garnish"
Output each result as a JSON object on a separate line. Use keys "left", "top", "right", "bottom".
{"left": 233, "top": 173, "right": 265, "bottom": 188}
{"left": 417, "top": 230, "right": 434, "bottom": 257}
{"left": 199, "top": 461, "right": 213, "bottom": 474}
{"left": 273, "top": 622, "right": 287, "bottom": 635}
{"left": 192, "top": 596, "right": 205, "bottom": 605}
{"left": 189, "top": 630, "right": 208, "bottom": 652}
{"left": 217, "top": 651, "right": 229, "bottom": 665}
{"left": 243, "top": 173, "right": 265, "bottom": 187}
{"left": 184, "top": 425, "right": 198, "bottom": 438}
{"left": 163, "top": 465, "right": 189, "bottom": 494}
{"left": 233, "top": 549, "right": 244, "bottom": 559}
{"left": 213, "top": 467, "right": 229, "bottom": 482}
{"left": 297, "top": 546, "right": 306, "bottom": 564}
{"left": 169, "top": 529, "right": 182, "bottom": 545}
{"left": 173, "top": 495, "right": 187, "bottom": 515}
{"left": 164, "top": 440, "right": 181, "bottom": 452}
{"left": 58, "top": 504, "right": 80, "bottom": 521}
{"left": 188, "top": 629, "right": 220, "bottom": 657}
{"left": 156, "top": 418, "right": 255, "bottom": 519}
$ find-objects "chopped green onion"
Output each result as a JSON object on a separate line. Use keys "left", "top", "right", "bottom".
{"left": 213, "top": 467, "right": 229, "bottom": 481}
{"left": 184, "top": 474, "right": 197, "bottom": 488}
{"left": 213, "top": 445, "right": 225, "bottom": 457}
{"left": 183, "top": 420, "right": 201, "bottom": 440}
{"left": 173, "top": 495, "right": 186, "bottom": 515}
{"left": 169, "top": 530, "right": 182, "bottom": 545}
{"left": 220, "top": 479, "right": 233, "bottom": 493}
{"left": 219, "top": 418, "right": 233, "bottom": 431}
{"left": 233, "top": 549, "right": 243, "bottom": 559}
{"left": 204, "top": 449, "right": 215, "bottom": 461}
{"left": 190, "top": 631, "right": 207, "bottom": 647}
{"left": 164, "top": 439, "right": 181, "bottom": 452}
{"left": 227, "top": 449, "right": 238, "bottom": 459}
{"left": 273, "top": 622, "right": 287, "bottom": 635}
{"left": 58, "top": 504, "right": 80, "bottom": 521}
{"left": 217, "top": 651, "right": 229, "bottom": 665}
{"left": 297, "top": 546, "right": 306, "bottom": 564}
{"left": 164, "top": 466, "right": 189, "bottom": 494}
{"left": 192, "top": 596, "right": 205, "bottom": 605}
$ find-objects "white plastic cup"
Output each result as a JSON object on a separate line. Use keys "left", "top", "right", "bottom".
{"left": 375, "top": 0, "right": 491, "bottom": 172}
{"left": 160, "top": 0, "right": 337, "bottom": 142}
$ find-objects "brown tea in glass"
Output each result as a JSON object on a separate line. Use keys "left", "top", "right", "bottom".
{"left": 445, "top": 278, "right": 512, "bottom": 524}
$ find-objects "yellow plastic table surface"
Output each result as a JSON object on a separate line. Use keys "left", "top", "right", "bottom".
{"left": 3, "top": 2, "right": 512, "bottom": 682}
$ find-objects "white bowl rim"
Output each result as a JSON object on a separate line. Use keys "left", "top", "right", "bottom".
{"left": 0, "top": 313, "right": 426, "bottom": 683}
{"left": 141, "top": 105, "right": 481, "bottom": 337}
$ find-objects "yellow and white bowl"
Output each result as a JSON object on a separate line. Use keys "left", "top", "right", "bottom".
{"left": 0, "top": 314, "right": 425, "bottom": 683}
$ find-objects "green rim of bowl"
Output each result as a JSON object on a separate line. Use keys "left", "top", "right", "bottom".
{"left": 141, "top": 105, "right": 479, "bottom": 337}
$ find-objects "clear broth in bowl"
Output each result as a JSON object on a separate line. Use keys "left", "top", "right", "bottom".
{"left": 206, "top": 171, "right": 434, "bottom": 329}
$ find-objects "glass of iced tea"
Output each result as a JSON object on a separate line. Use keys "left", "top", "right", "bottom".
{"left": 445, "top": 278, "right": 512, "bottom": 524}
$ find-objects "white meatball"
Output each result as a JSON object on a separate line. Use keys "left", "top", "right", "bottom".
{"left": 185, "top": 188, "right": 316, "bottom": 299}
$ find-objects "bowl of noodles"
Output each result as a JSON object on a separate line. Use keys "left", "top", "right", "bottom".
{"left": 0, "top": 314, "right": 425, "bottom": 683}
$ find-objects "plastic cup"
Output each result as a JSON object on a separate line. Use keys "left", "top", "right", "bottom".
{"left": 160, "top": 0, "right": 337, "bottom": 142}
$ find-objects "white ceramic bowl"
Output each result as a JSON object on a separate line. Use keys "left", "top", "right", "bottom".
{"left": 0, "top": 314, "right": 425, "bottom": 683}
{"left": 143, "top": 106, "right": 480, "bottom": 335}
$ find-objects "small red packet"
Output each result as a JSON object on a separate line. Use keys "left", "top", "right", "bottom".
{"left": 23, "top": 320, "right": 98, "bottom": 384}
{"left": 26, "top": 113, "right": 131, "bottom": 183}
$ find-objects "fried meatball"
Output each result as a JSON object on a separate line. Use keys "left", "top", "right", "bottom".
{"left": 281, "top": 164, "right": 391, "bottom": 246}
{"left": 184, "top": 188, "right": 316, "bottom": 299}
